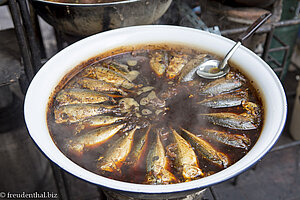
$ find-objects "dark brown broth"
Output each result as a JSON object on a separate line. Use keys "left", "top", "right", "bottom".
{"left": 47, "top": 45, "right": 263, "bottom": 184}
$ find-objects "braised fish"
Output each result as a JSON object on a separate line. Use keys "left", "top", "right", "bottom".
{"left": 102, "top": 61, "right": 130, "bottom": 74}
{"left": 178, "top": 54, "right": 208, "bottom": 82}
{"left": 67, "top": 123, "right": 125, "bottom": 154}
{"left": 54, "top": 104, "right": 118, "bottom": 124}
{"left": 55, "top": 88, "right": 115, "bottom": 106}
{"left": 97, "top": 127, "right": 137, "bottom": 173}
{"left": 242, "top": 101, "right": 261, "bottom": 117}
{"left": 74, "top": 115, "right": 126, "bottom": 134}
{"left": 181, "top": 128, "right": 229, "bottom": 168}
{"left": 127, "top": 126, "right": 150, "bottom": 170}
{"left": 166, "top": 53, "right": 189, "bottom": 79}
{"left": 201, "top": 112, "right": 258, "bottom": 130}
{"left": 201, "top": 72, "right": 244, "bottom": 95}
{"left": 82, "top": 66, "right": 135, "bottom": 89}
{"left": 200, "top": 128, "right": 251, "bottom": 149}
{"left": 149, "top": 51, "right": 168, "bottom": 76}
{"left": 102, "top": 61, "right": 140, "bottom": 82}
{"left": 66, "top": 77, "right": 127, "bottom": 95}
{"left": 145, "top": 132, "right": 177, "bottom": 184}
{"left": 197, "top": 92, "right": 248, "bottom": 108}
{"left": 171, "top": 128, "right": 203, "bottom": 181}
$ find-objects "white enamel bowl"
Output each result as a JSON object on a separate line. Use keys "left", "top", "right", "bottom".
{"left": 24, "top": 25, "right": 287, "bottom": 199}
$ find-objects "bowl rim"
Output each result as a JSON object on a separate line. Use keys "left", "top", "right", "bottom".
{"left": 24, "top": 25, "right": 287, "bottom": 194}
{"left": 30, "top": 0, "right": 144, "bottom": 6}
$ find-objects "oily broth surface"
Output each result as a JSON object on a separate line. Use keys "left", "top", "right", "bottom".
{"left": 47, "top": 44, "right": 263, "bottom": 184}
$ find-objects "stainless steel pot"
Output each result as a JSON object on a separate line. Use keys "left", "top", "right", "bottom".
{"left": 30, "top": 0, "right": 172, "bottom": 37}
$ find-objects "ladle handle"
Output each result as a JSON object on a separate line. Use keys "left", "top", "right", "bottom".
{"left": 238, "top": 12, "right": 272, "bottom": 43}
{"left": 219, "top": 13, "right": 272, "bottom": 70}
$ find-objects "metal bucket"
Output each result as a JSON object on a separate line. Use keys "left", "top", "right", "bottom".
{"left": 30, "top": 0, "right": 172, "bottom": 37}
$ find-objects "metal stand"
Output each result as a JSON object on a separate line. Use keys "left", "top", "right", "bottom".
{"left": 6, "top": 1, "right": 70, "bottom": 199}
{"left": 50, "top": 162, "right": 70, "bottom": 200}
{"left": 8, "top": 0, "right": 41, "bottom": 84}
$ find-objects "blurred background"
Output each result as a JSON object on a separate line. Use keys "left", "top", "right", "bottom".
{"left": 0, "top": 0, "right": 300, "bottom": 199}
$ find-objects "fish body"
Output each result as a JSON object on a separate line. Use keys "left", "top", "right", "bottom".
{"left": 166, "top": 53, "right": 189, "bottom": 79}
{"left": 242, "top": 101, "right": 261, "bottom": 117}
{"left": 67, "top": 123, "right": 125, "bottom": 154}
{"left": 129, "top": 127, "right": 150, "bottom": 169}
{"left": 149, "top": 51, "right": 168, "bottom": 76}
{"left": 197, "top": 92, "right": 248, "bottom": 108}
{"left": 171, "top": 129, "right": 203, "bottom": 181}
{"left": 74, "top": 115, "right": 125, "bottom": 134}
{"left": 55, "top": 88, "right": 114, "bottom": 106}
{"left": 145, "top": 132, "right": 177, "bottom": 184}
{"left": 82, "top": 66, "right": 135, "bottom": 89}
{"left": 201, "top": 72, "right": 244, "bottom": 95}
{"left": 201, "top": 112, "right": 257, "bottom": 130}
{"left": 67, "top": 77, "right": 127, "bottom": 95}
{"left": 179, "top": 54, "right": 208, "bottom": 82}
{"left": 102, "top": 61, "right": 140, "bottom": 82}
{"left": 54, "top": 104, "right": 118, "bottom": 124}
{"left": 131, "top": 126, "right": 151, "bottom": 162}
{"left": 102, "top": 61, "right": 130, "bottom": 74}
{"left": 201, "top": 128, "right": 251, "bottom": 149}
{"left": 181, "top": 128, "right": 229, "bottom": 168}
{"left": 97, "top": 127, "right": 137, "bottom": 173}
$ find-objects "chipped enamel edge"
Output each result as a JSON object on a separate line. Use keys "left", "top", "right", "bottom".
{"left": 24, "top": 25, "right": 287, "bottom": 194}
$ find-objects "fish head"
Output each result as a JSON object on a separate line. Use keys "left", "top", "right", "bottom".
{"left": 182, "top": 165, "right": 203, "bottom": 180}
{"left": 145, "top": 169, "right": 177, "bottom": 185}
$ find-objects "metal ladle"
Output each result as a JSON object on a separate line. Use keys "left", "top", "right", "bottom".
{"left": 196, "top": 12, "right": 272, "bottom": 79}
